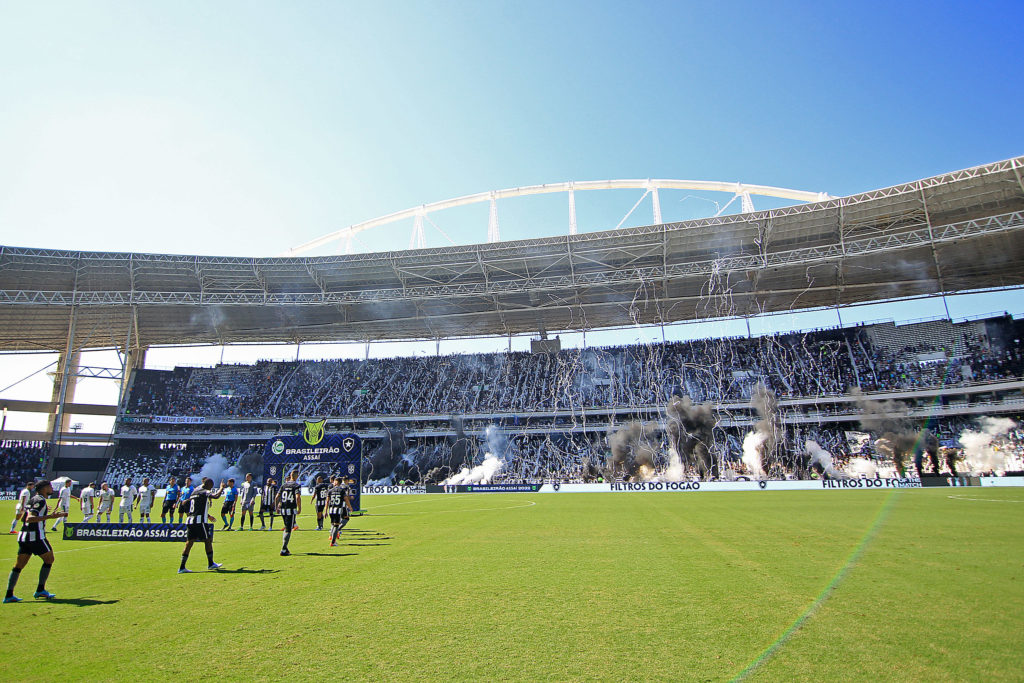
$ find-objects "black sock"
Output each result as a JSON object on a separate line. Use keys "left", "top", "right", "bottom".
{"left": 180, "top": 553, "right": 189, "bottom": 570}
{"left": 37, "top": 563, "right": 51, "bottom": 592}
{"left": 6, "top": 567, "right": 20, "bottom": 598}
{"left": 206, "top": 549, "right": 214, "bottom": 566}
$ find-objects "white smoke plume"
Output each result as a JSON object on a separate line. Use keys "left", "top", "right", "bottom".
{"left": 959, "top": 417, "right": 1016, "bottom": 475}
{"left": 662, "top": 447, "right": 686, "bottom": 482}
{"left": 444, "top": 453, "right": 504, "bottom": 485}
{"left": 196, "top": 454, "right": 244, "bottom": 486}
{"left": 741, "top": 431, "right": 766, "bottom": 478}
{"left": 805, "top": 440, "right": 843, "bottom": 479}
{"left": 847, "top": 457, "right": 878, "bottom": 478}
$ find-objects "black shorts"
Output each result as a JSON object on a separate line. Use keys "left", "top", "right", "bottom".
{"left": 281, "top": 510, "right": 297, "bottom": 527}
{"left": 162, "top": 500, "right": 177, "bottom": 515}
{"left": 177, "top": 501, "right": 189, "bottom": 514}
{"left": 18, "top": 538, "right": 53, "bottom": 557}
{"left": 329, "top": 512, "right": 343, "bottom": 525}
{"left": 221, "top": 501, "right": 236, "bottom": 515}
{"left": 259, "top": 503, "right": 275, "bottom": 514}
{"left": 187, "top": 523, "right": 213, "bottom": 541}
{"left": 315, "top": 504, "right": 325, "bottom": 515}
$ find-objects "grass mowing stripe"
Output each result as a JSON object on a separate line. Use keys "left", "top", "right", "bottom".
{"left": 731, "top": 489, "right": 901, "bottom": 682}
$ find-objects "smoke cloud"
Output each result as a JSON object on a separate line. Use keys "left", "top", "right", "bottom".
{"left": 606, "top": 421, "right": 661, "bottom": 480}
{"left": 741, "top": 431, "right": 766, "bottom": 478}
{"left": 444, "top": 454, "right": 504, "bottom": 485}
{"left": 959, "top": 416, "right": 1016, "bottom": 474}
{"left": 743, "top": 383, "right": 780, "bottom": 477}
{"left": 665, "top": 395, "right": 717, "bottom": 479}
{"left": 805, "top": 440, "right": 842, "bottom": 479}
{"left": 196, "top": 454, "right": 244, "bottom": 485}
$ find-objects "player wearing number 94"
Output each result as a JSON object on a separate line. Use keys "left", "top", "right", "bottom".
{"left": 275, "top": 471, "right": 302, "bottom": 556}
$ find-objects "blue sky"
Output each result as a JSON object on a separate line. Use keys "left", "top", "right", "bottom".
{"left": 1, "top": 1, "right": 1023, "bottom": 432}
{"left": 2, "top": 1, "right": 1022, "bottom": 255}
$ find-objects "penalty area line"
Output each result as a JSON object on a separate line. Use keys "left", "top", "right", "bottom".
{"left": 731, "top": 490, "right": 901, "bottom": 682}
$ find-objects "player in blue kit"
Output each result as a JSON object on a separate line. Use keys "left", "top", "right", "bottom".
{"left": 177, "top": 477, "right": 195, "bottom": 523}
{"left": 220, "top": 479, "right": 238, "bottom": 531}
{"left": 162, "top": 476, "right": 181, "bottom": 523}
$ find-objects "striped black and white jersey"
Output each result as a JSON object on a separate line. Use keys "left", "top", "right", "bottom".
{"left": 312, "top": 482, "right": 328, "bottom": 506}
{"left": 261, "top": 483, "right": 278, "bottom": 505}
{"left": 326, "top": 484, "right": 349, "bottom": 514}
{"left": 278, "top": 481, "right": 301, "bottom": 510}
{"left": 185, "top": 489, "right": 216, "bottom": 525}
{"left": 18, "top": 494, "right": 48, "bottom": 543}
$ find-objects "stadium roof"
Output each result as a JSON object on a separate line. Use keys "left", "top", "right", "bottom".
{"left": 2, "top": 156, "right": 1023, "bottom": 352}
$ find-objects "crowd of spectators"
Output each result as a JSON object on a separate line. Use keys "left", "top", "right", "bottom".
{"left": 102, "top": 443, "right": 261, "bottom": 488}
{"left": 123, "top": 318, "right": 1024, "bottom": 421}
{"left": 0, "top": 441, "right": 48, "bottom": 492}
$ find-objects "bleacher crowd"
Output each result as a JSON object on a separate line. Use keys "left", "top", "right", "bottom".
{"left": 124, "top": 317, "right": 1024, "bottom": 421}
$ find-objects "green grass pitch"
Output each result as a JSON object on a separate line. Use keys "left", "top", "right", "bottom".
{"left": 0, "top": 488, "right": 1022, "bottom": 681}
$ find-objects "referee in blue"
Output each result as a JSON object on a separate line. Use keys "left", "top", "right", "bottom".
{"left": 162, "top": 476, "right": 181, "bottom": 523}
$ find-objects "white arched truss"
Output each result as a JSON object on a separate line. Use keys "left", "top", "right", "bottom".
{"left": 281, "top": 179, "right": 831, "bottom": 257}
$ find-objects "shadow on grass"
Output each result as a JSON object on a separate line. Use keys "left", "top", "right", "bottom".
{"left": 210, "top": 567, "right": 281, "bottom": 574}
{"left": 342, "top": 542, "right": 390, "bottom": 547}
{"left": 33, "top": 597, "right": 119, "bottom": 607}
{"left": 301, "top": 552, "right": 358, "bottom": 557}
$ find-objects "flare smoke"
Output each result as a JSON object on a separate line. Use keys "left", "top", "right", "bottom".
{"left": 665, "top": 395, "right": 717, "bottom": 480}
{"left": 607, "top": 421, "right": 661, "bottom": 480}
{"left": 959, "top": 417, "right": 1016, "bottom": 474}
{"left": 742, "top": 383, "right": 780, "bottom": 477}
{"left": 805, "top": 440, "right": 842, "bottom": 479}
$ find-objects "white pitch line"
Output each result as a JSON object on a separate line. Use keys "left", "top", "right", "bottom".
{"left": 947, "top": 495, "right": 1024, "bottom": 503}
{"left": 1, "top": 542, "right": 122, "bottom": 562}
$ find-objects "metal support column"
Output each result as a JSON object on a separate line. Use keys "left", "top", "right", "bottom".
{"left": 49, "top": 307, "right": 77, "bottom": 466}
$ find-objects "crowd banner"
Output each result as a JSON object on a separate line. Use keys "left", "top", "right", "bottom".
{"left": 415, "top": 478, "right": 927, "bottom": 494}
{"left": 62, "top": 522, "right": 191, "bottom": 542}
{"left": 153, "top": 416, "right": 206, "bottom": 424}
{"left": 362, "top": 485, "right": 427, "bottom": 495}
{"left": 425, "top": 483, "right": 543, "bottom": 494}
{"left": 980, "top": 476, "right": 1024, "bottom": 487}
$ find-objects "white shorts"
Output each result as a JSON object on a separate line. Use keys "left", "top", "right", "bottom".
{"left": 140, "top": 505, "right": 152, "bottom": 514}
{"left": 98, "top": 504, "right": 112, "bottom": 513}
{"left": 82, "top": 504, "right": 93, "bottom": 514}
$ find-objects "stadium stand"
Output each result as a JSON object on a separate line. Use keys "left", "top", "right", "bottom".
{"left": 123, "top": 316, "right": 1024, "bottom": 420}
{"left": 0, "top": 441, "right": 49, "bottom": 492}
